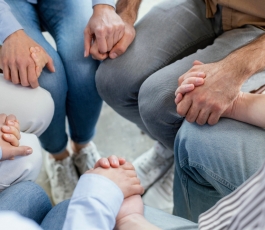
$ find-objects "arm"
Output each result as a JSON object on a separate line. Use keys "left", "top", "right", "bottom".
{"left": 177, "top": 34, "right": 265, "bottom": 126}
{"left": 223, "top": 92, "right": 265, "bottom": 129}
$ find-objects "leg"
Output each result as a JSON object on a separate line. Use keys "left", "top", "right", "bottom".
{"left": 41, "top": 200, "right": 70, "bottom": 230}
{"left": 0, "top": 74, "right": 54, "bottom": 137}
{"left": 173, "top": 119, "right": 265, "bottom": 222}
{"left": 144, "top": 206, "right": 198, "bottom": 230}
{"left": 96, "top": 0, "right": 216, "bottom": 137}
{"left": 0, "top": 181, "right": 52, "bottom": 224}
{"left": 5, "top": 0, "right": 69, "bottom": 154}
{"left": 138, "top": 25, "right": 265, "bottom": 151}
{"left": 0, "top": 132, "right": 42, "bottom": 191}
{"left": 37, "top": 0, "right": 102, "bottom": 150}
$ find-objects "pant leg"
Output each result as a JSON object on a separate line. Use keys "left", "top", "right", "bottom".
{"left": 138, "top": 25, "right": 265, "bottom": 151}
{"left": 37, "top": 0, "right": 102, "bottom": 145}
{"left": 0, "top": 181, "right": 52, "bottom": 224}
{"left": 0, "top": 74, "right": 54, "bottom": 137}
{"left": 173, "top": 119, "right": 265, "bottom": 222}
{"left": 144, "top": 206, "right": 198, "bottom": 230}
{"left": 41, "top": 199, "right": 70, "bottom": 230}
{"left": 5, "top": 0, "right": 69, "bottom": 154}
{"left": 0, "top": 132, "right": 42, "bottom": 191}
{"left": 96, "top": 0, "right": 216, "bottom": 138}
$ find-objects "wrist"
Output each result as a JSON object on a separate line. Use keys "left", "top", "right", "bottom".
{"left": 93, "top": 4, "right": 115, "bottom": 11}
{"left": 115, "top": 214, "right": 144, "bottom": 230}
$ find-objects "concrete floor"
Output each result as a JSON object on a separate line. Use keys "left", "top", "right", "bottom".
{"left": 36, "top": 0, "right": 165, "bottom": 200}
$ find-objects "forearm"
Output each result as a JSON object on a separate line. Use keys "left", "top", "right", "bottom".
{"left": 115, "top": 214, "right": 161, "bottom": 230}
{"left": 224, "top": 93, "right": 265, "bottom": 128}
{"left": 220, "top": 33, "right": 265, "bottom": 85}
{"left": 116, "top": 0, "right": 142, "bottom": 24}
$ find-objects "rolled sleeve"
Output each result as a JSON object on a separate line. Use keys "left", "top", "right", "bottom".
{"left": 0, "top": 0, "right": 23, "bottom": 43}
{"left": 92, "top": 0, "right": 116, "bottom": 9}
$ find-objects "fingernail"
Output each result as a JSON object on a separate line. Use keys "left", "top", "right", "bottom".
{"left": 113, "top": 159, "right": 118, "bottom": 165}
{"left": 110, "top": 53, "right": 117, "bottom": 59}
{"left": 84, "top": 50, "right": 87, "bottom": 57}
{"left": 3, "top": 125, "right": 10, "bottom": 130}
{"left": 103, "top": 159, "right": 108, "bottom": 165}
{"left": 197, "top": 72, "right": 204, "bottom": 77}
{"left": 26, "top": 148, "right": 32, "bottom": 155}
{"left": 32, "top": 53, "right": 36, "bottom": 58}
{"left": 4, "top": 134, "right": 10, "bottom": 138}
{"left": 8, "top": 121, "right": 14, "bottom": 125}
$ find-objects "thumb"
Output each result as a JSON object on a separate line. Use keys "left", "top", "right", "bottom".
{"left": 109, "top": 37, "right": 131, "bottom": 59}
{"left": 193, "top": 60, "right": 204, "bottom": 66}
{"left": 3, "top": 146, "right": 33, "bottom": 160}
{"left": 45, "top": 54, "right": 55, "bottom": 73}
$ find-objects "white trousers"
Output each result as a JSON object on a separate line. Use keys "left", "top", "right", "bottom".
{"left": 0, "top": 74, "right": 54, "bottom": 191}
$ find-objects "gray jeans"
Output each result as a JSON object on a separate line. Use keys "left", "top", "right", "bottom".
{"left": 96, "top": 0, "right": 265, "bottom": 222}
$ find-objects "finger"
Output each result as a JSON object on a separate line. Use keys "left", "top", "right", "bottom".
{"left": 1, "top": 125, "right": 20, "bottom": 140}
{"left": 208, "top": 112, "right": 222, "bottom": 125}
{"left": 0, "top": 114, "right": 7, "bottom": 124}
{"left": 106, "top": 33, "right": 114, "bottom": 52}
{"left": 108, "top": 155, "right": 120, "bottom": 168}
{"left": 18, "top": 64, "right": 29, "bottom": 86}
{"left": 109, "top": 35, "right": 132, "bottom": 59}
{"left": 45, "top": 54, "right": 55, "bottom": 73}
{"left": 126, "top": 170, "right": 137, "bottom": 178}
{"left": 193, "top": 60, "right": 204, "bottom": 66}
{"left": 118, "top": 157, "right": 126, "bottom": 165}
{"left": 27, "top": 63, "right": 39, "bottom": 88}
{"left": 177, "top": 97, "right": 192, "bottom": 117}
{"left": 94, "top": 158, "right": 110, "bottom": 169}
{"left": 196, "top": 109, "right": 211, "bottom": 126}
{"left": 84, "top": 27, "right": 92, "bottom": 57}
{"left": 4, "top": 145, "right": 33, "bottom": 159}
{"left": 185, "top": 102, "right": 201, "bottom": 123}
{"left": 175, "top": 93, "right": 183, "bottom": 105}
{"left": 90, "top": 42, "right": 108, "bottom": 61}
{"left": 121, "top": 162, "right": 135, "bottom": 170}
{"left": 29, "top": 47, "right": 37, "bottom": 53}
{"left": 175, "top": 84, "right": 195, "bottom": 96}
{"left": 183, "top": 72, "right": 206, "bottom": 81}
{"left": 2, "top": 134, "right": 19, "bottom": 147}
{"left": 95, "top": 32, "right": 108, "bottom": 54}
{"left": 10, "top": 66, "right": 20, "bottom": 84}
{"left": 3, "top": 64, "right": 11, "bottom": 81}
{"left": 6, "top": 115, "right": 20, "bottom": 132}
{"left": 131, "top": 184, "right": 145, "bottom": 196}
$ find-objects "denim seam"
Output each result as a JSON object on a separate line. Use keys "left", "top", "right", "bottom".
{"left": 188, "top": 161, "right": 237, "bottom": 191}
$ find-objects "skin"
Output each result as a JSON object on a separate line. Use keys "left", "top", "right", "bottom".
{"left": 0, "top": 114, "right": 33, "bottom": 161}
{"left": 177, "top": 34, "right": 265, "bottom": 126}
{"left": 175, "top": 61, "right": 265, "bottom": 129}
{"left": 87, "top": 0, "right": 141, "bottom": 60}
{"left": 0, "top": 30, "right": 55, "bottom": 88}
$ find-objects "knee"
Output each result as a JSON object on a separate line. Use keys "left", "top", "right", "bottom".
{"left": 0, "top": 134, "right": 42, "bottom": 191}
{"left": 95, "top": 58, "right": 141, "bottom": 107}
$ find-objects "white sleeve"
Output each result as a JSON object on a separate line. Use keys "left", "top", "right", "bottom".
{"left": 63, "top": 174, "right": 123, "bottom": 230}
{"left": 0, "top": 211, "right": 42, "bottom": 230}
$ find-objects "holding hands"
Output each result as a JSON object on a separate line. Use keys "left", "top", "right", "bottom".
{"left": 0, "top": 114, "right": 32, "bottom": 161}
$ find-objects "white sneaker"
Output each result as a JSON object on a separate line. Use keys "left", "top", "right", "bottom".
{"left": 143, "top": 164, "right": 174, "bottom": 214}
{"left": 73, "top": 142, "right": 101, "bottom": 175}
{"left": 132, "top": 142, "right": 174, "bottom": 190}
{"left": 45, "top": 152, "right": 78, "bottom": 205}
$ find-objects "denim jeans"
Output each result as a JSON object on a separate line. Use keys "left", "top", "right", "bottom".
{"left": 6, "top": 0, "right": 102, "bottom": 154}
{"left": 0, "top": 181, "right": 52, "bottom": 224}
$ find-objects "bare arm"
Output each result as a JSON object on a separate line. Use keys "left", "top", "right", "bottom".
{"left": 223, "top": 92, "right": 265, "bottom": 129}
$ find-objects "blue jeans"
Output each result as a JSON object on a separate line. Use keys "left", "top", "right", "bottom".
{"left": 0, "top": 181, "right": 52, "bottom": 224}
{"left": 6, "top": 0, "right": 102, "bottom": 154}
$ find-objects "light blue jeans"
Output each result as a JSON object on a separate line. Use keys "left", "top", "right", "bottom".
{"left": 6, "top": 0, "right": 102, "bottom": 154}
{"left": 0, "top": 181, "right": 52, "bottom": 224}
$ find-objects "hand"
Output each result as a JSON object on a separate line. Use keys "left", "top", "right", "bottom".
{"left": 177, "top": 59, "right": 242, "bottom": 125}
{"left": 86, "top": 161, "right": 144, "bottom": 198}
{"left": 115, "top": 195, "right": 144, "bottom": 228}
{"left": 30, "top": 47, "right": 50, "bottom": 78}
{"left": 94, "top": 155, "right": 126, "bottom": 168}
{"left": 84, "top": 5, "right": 125, "bottom": 58}
{"left": 0, "top": 30, "right": 55, "bottom": 88}
{"left": 0, "top": 114, "right": 32, "bottom": 161}
{"left": 174, "top": 70, "right": 205, "bottom": 105}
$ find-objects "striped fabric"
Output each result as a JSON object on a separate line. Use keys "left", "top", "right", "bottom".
{"left": 199, "top": 162, "right": 265, "bottom": 230}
